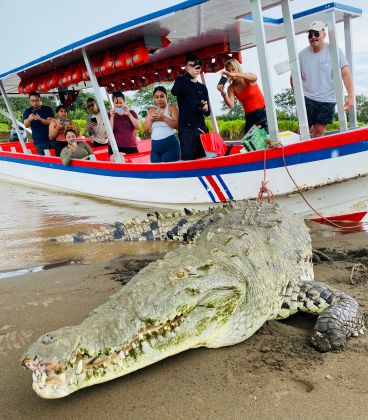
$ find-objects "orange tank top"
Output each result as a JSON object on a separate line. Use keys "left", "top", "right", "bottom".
{"left": 54, "top": 119, "right": 73, "bottom": 141}
{"left": 233, "top": 83, "right": 265, "bottom": 114}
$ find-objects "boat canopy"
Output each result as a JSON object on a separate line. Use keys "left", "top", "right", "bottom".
{"left": 0, "top": 0, "right": 362, "bottom": 96}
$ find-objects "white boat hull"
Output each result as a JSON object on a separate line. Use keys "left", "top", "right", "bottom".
{"left": 1, "top": 128, "right": 368, "bottom": 220}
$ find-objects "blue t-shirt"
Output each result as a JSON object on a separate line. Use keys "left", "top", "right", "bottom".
{"left": 23, "top": 105, "right": 54, "bottom": 144}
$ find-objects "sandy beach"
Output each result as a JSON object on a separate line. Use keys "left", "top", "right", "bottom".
{"left": 1, "top": 229, "right": 368, "bottom": 420}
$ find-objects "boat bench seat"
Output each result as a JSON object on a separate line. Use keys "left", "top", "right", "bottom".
{"left": 124, "top": 152, "right": 151, "bottom": 163}
{"left": 200, "top": 132, "right": 240, "bottom": 158}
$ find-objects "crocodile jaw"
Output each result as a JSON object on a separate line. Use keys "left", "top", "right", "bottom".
{"left": 23, "top": 287, "right": 241, "bottom": 398}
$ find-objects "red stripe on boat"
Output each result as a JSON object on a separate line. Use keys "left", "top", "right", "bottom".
{"left": 205, "top": 175, "right": 227, "bottom": 202}
{"left": 311, "top": 211, "right": 367, "bottom": 223}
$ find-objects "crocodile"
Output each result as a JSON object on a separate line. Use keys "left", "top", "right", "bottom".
{"left": 53, "top": 208, "right": 215, "bottom": 243}
{"left": 22, "top": 201, "right": 365, "bottom": 399}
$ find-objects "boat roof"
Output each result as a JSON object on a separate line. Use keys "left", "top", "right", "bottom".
{"left": 0, "top": 0, "right": 362, "bottom": 96}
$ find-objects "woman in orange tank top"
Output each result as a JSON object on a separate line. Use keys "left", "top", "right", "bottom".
{"left": 217, "top": 59, "right": 268, "bottom": 134}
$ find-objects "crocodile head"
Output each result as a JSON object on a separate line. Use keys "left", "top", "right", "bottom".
{"left": 22, "top": 202, "right": 312, "bottom": 398}
{"left": 22, "top": 261, "right": 245, "bottom": 398}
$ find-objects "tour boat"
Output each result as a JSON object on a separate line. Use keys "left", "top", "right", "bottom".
{"left": 0, "top": 0, "right": 366, "bottom": 222}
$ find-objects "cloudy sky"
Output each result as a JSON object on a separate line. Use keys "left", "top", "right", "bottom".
{"left": 0, "top": 0, "right": 366, "bottom": 113}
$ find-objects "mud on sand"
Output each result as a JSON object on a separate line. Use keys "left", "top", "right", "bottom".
{"left": 1, "top": 232, "right": 368, "bottom": 420}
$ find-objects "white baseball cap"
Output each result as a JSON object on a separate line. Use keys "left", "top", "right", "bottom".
{"left": 308, "top": 21, "right": 327, "bottom": 32}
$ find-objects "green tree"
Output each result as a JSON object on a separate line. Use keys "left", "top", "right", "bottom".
{"left": 67, "top": 91, "right": 110, "bottom": 120}
{"left": 0, "top": 96, "right": 57, "bottom": 127}
{"left": 219, "top": 100, "right": 244, "bottom": 120}
{"left": 356, "top": 94, "right": 368, "bottom": 123}
{"left": 131, "top": 83, "right": 175, "bottom": 117}
{"left": 274, "top": 88, "right": 296, "bottom": 119}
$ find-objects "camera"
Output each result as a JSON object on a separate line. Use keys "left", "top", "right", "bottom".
{"left": 91, "top": 117, "right": 97, "bottom": 124}
{"left": 60, "top": 118, "right": 66, "bottom": 125}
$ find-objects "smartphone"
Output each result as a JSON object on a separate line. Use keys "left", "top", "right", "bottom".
{"left": 60, "top": 118, "right": 66, "bottom": 124}
{"left": 71, "top": 139, "right": 77, "bottom": 145}
{"left": 115, "top": 108, "right": 124, "bottom": 115}
{"left": 91, "top": 117, "right": 97, "bottom": 124}
{"left": 218, "top": 75, "right": 227, "bottom": 86}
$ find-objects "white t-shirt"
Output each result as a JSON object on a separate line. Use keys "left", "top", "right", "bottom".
{"left": 298, "top": 43, "right": 349, "bottom": 103}
{"left": 86, "top": 112, "right": 108, "bottom": 145}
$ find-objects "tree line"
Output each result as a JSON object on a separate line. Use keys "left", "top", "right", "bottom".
{"left": 1, "top": 87, "right": 368, "bottom": 130}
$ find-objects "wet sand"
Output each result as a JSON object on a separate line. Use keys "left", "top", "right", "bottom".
{"left": 1, "top": 232, "right": 368, "bottom": 420}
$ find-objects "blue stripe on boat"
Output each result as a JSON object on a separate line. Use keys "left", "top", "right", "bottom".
{"left": 1, "top": 140, "right": 368, "bottom": 179}
{"left": 216, "top": 175, "right": 233, "bottom": 200}
{"left": 198, "top": 177, "right": 216, "bottom": 202}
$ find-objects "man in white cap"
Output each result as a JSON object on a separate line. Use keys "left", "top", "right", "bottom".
{"left": 296, "top": 20, "right": 353, "bottom": 138}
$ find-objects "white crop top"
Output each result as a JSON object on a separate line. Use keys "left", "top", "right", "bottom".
{"left": 151, "top": 105, "right": 176, "bottom": 140}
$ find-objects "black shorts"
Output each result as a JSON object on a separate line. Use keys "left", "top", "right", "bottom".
{"left": 305, "top": 97, "right": 335, "bottom": 126}
{"left": 178, "top": 127, "right": 207, "bottom": 161}
{"left": 244, "top": 107, "right": 268, "bottom": 134}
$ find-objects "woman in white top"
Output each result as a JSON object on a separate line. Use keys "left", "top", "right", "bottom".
{"left": 85, "top": 98, "right": 108, "bottom": 147}
{"left": 144, "top": 86, "right": 180, "bottom": 163}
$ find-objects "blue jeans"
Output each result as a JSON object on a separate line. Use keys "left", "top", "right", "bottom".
{"left": 151, "top": 134, "right": 180, "bottom": 163}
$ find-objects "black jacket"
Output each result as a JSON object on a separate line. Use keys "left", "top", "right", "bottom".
{"left": 171, "top": 73, "right": 211, "bottom": 129}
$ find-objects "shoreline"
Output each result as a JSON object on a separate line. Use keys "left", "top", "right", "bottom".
{"left": 1, "top": 234, "right": 368, "bottom": 419}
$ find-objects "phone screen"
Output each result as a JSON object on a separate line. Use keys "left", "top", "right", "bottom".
{"left": 218, "top": 75, "right": 227, "bottom": 86}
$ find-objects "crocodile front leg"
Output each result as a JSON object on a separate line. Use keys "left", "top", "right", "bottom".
{"left": 277, "top": 280, "right": 366, "bottom": 352}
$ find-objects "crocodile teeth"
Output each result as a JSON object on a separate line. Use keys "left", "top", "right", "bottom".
{"left": 40, "top": 371, "right": 47, "bottom": 386}
{"left": 32, "top": 371, "right": 38, "bottom": 382}
{"left": 76, "top": 360, "right": 83, "bottom": 375}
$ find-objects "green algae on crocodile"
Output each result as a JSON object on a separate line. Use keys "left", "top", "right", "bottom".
{"left": 22, "top": 201, "right": 365, "bottom": 399}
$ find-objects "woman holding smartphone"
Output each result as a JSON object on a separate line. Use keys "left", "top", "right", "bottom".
{"left": 60, "top": 128, "right": 94, "bottom": 166}
{"left": 217, "top": 58, "right": 268, "bottom": 134}
{"left": 144, "top": 86, "right": 180, "bottom": 163}
{"left": 86, "top": 98, "right": 108, "bottom": 147}
{"left": 49, "top": 105, "right": 79, "bottom": 156}
{"left": 108, "top": 91, "right": 140, "bottom": 159}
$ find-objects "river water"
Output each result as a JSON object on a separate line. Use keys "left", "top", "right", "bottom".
{"left": 1, "top": 178, "right": 367, "bottom": 276}
{"left": 0, "top": 179, "right": 176, "bottom": 275}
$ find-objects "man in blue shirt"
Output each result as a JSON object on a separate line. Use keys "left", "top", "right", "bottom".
{"left": 171, "top": 55, "right": 211, "bottom": 160}
{"left": 23, "top": 92, "right": 54, "bottom": 155}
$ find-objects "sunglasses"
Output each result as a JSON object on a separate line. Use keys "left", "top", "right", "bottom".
{"left": 308, "top": 30, "right": 320, "bottom": 39}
